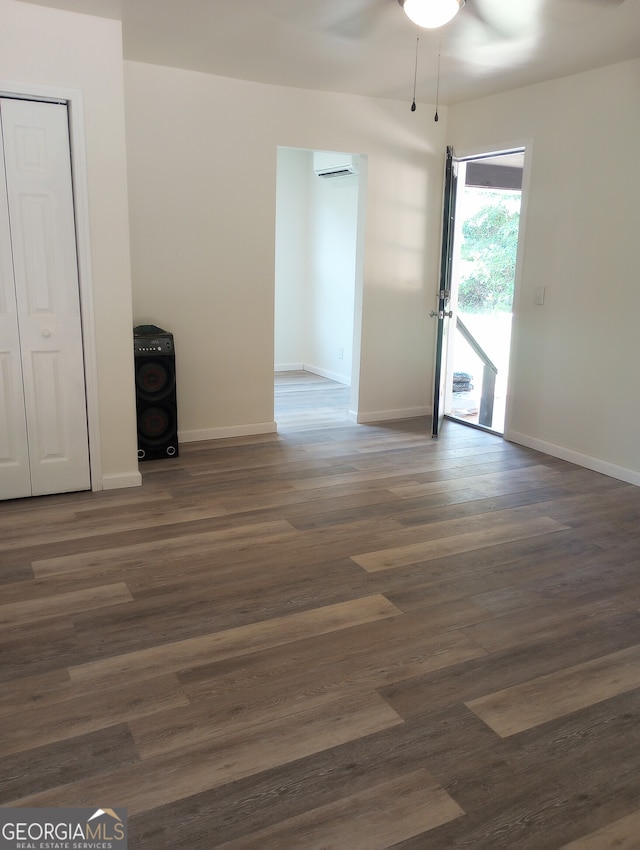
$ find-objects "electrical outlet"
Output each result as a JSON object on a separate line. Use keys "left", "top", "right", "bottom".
{"left": 338, "top": 347, "right": 344, "bottom": 360}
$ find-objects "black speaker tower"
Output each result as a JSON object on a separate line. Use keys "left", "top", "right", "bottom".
{"left": 133, "top": 325, "right": 179, "bottom": 461}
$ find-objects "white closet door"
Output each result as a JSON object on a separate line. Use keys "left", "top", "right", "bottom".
{"left": 1, "top": 98, "right": 90, "bottom": 497}
{"left": 0, "top": 112, "right": 30, "bottom": 500}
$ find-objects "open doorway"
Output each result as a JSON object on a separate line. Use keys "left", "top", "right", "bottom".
{"left": 274, "top": 147, "right": 364, "bottom": 428}
{"left": 444, "top": 150, "right": 524, "bottom": 435}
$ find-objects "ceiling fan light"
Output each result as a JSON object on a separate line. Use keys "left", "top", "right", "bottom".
{"left": 401, "top": 0, "right": 464, "bottom": 29}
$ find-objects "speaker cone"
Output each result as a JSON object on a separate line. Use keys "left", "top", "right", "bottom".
{"left": 137, "top": 404, "right": 176, "bottom": 445}
{"left": 136, "top": 358, "right": 176, "bottom": 401}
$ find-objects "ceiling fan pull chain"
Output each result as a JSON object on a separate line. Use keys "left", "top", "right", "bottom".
{"left": 411, "top": 25, "right": 420, "bottom": 111}
{"left": 434, "top": 35, "right": 442, "bottom": 122}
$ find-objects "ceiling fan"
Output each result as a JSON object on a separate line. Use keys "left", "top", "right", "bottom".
{"left": 398, "top": 0, "right": 624, "bottom": 30}
{"left": 392, "top": 0, "right": 625, "bottom": 116}
{"left": 328, "top": 0, "right": 625, "bottom": 41}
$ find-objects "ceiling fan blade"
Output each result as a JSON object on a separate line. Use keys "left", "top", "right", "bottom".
{"left": 328, "top": 0, "right": 388, "bottom": 38}
{"left": 462, "top": 0, "right": 518, "bottom": 41}
{"left": 463, "top": 0, "right": 625, "bottom": 46}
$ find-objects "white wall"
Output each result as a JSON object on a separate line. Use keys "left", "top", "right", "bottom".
{"left": 274, "top": 148, "right": 310, "bottom": 371}
{"left": 449, "top": 59, "right": 640, "bottom": 484}
{"left": 307, "top": 157, "right": 358, "bottom": 385}
{"left": 275, "top": 147, "right": 358, "bottom": 386}
{"left": 124, "top": 60, "right": 446, "bottom": 440}
{"left": 0, "top": 0, "right": 139, "bottom": 489}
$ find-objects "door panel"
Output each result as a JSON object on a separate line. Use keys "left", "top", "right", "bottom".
{"left": 432, "top": 147, "right": 458, "bottom": 438}
{"left": 0, "top": 112, "right": 30, "bottom": 500}
{"left": 1, "top": 97, "right": 90, "bottom": 497}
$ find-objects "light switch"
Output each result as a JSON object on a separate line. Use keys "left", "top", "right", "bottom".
{"left": 534, "top": 286, "right": 546, "bottom": 306}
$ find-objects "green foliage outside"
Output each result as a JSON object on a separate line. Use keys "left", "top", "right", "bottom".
{"left": 458, "top": 189, "right": 521, "bottom": 314}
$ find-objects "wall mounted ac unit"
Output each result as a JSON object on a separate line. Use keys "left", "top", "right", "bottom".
{"left": 313, "top": 151, "right": 359, "bottom": 179}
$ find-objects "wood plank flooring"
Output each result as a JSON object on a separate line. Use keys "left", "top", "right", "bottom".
{"left": 2, "top": 371, "right": 640, "bottom": 848}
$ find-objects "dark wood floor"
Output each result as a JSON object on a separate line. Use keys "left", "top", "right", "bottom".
{"left": 2, "top": 372, "right": 640, "bottom": 848}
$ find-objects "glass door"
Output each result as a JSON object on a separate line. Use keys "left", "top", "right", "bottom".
{"left": 447, "top": 150, "right": 524, "bottom": 434}
{"left": 433, "top": 147, "right": 525, "bottom": 437}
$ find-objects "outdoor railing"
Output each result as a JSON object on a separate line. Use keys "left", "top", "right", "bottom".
{"left": 456, "top": 317, "right": 498, "bottom": 429}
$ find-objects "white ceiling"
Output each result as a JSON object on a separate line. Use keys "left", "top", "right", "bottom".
{"left": 18, "top": 0, "right": 640, "bottom": 105}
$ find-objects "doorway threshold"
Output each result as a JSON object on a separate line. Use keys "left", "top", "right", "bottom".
{"left": 445, "top": 415, "right": 503, "bottom": 438}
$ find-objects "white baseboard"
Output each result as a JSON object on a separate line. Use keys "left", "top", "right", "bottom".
{"left": 100, "top": 471, "right": 142, "bottom": 491}
{"left": 274, "top": 363, "right": 350, "bottom": 386}
{"left": 180, "top": 421, "right": 278, "bottom": 443}
{"left": 506, "top": 430, "right": 640, "bottom": 487}
{"left": 275, "top": 363, "right": 304, "bottom": 372}
{"left": 303, "top": 364, "right": 351, "bottom": 386}
{"left": 356, "top": 405, "right": 431, "bottom": 424}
